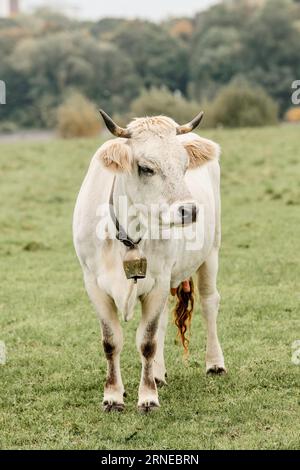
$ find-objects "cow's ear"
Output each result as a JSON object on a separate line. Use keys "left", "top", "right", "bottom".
{"left": 183, "top": 138, "right": 220, "bottom": 169}
{"left": 97, "top": 139, "right": 133, "bottom": 173}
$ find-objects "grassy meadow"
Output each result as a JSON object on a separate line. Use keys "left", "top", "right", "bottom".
{"left": 0, "top": 125, "right": 299, "bottom": 449}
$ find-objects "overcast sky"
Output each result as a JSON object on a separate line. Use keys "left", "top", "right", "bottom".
{"left": 22, "top": 0, "right": 220, "bottom": 21}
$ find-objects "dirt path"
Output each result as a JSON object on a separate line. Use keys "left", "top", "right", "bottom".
{"left": 0, "top": 130, "right": 56, "bottom": 143}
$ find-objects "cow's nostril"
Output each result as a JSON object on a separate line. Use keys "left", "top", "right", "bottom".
{"left": 178, "top": 206, "right": 186, "bottom": 218}
{"left": 192, "top": 204, "right": 198, "bottom": 223}
{"left": 178, "top": 204, "right": 198, "bottom": 224}
{"left": 178, "top": 205, "right": 189, "bottom": 221}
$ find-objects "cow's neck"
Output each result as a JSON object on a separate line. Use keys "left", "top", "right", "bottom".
{"left": 112, "top": 175, "right": 144, "bottom": 245}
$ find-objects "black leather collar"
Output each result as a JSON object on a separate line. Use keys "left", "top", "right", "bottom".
{"left": 109, "top": 178, "right": 142, "bottom": 249}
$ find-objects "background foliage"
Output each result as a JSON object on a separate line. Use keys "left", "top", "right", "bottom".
{"left": 57, "top": 92, "right": 101, "bottom": 138}
{"left": 0, "top": 0, "right": 300, "bottom": 130}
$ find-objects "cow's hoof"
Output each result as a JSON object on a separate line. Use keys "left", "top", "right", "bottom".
{"left": 153, "top": 362, "right": 167, "bottom": 387}
{"left": 155, "top": 377, "right": 167, "bottom": 388}
{"left": 138, "top": 400, "right": 160, "bottom": 414}
{"left": 103, "top": 400, "right": 125, "bottom": 412}
{"left": 206, "top": 365, "right": 227, "bottom": 375}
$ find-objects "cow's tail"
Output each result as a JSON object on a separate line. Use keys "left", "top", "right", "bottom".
{"left": 173, "top": 277, "right": 195, "bottom": 354}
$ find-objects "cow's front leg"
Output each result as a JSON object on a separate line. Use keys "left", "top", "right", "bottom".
{"left": 84, "top": 274, "right": 125, "bottom": 411}
{"left": 101, "top": 316, "right": 124, "bottom": 412}
{"left": 137, "top": 286, "right": 168, "bottom": 413}
{"left": 197, "top": 249, "right": 226, "bottom": 374}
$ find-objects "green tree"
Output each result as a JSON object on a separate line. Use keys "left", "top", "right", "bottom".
{"left": 189, "top": 0, "right": 300, "bottom": 114}
{"left": 241, "top": 0, "right": 300, "bottom": 113}
{"left": 6, "top": 32, "right": 139, "bottom": 127}
{"left": 129, "top": 87, "right": 201, "bottom": 124}
{"left": 57, "top": 91, "right": 102, "bottom": 138}
{"left": 112, "top": 20, "right": 189, "bottom": 94}
{"left": 189, "top": 27, "right": 243, "bottom": 101}
{"left": 209, "top": 79, "right": 278, "bottom": 128}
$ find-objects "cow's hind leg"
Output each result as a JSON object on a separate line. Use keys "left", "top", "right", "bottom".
{"left": 137, "top": 287, "right": 168, "bottom": 413}
{"left": 153, "top": 303, "right": 168, "bottom": 387}
{"left": 84, "top": 273, "right": 125, "bottom": 411}
{"left": 197, "top": 249, "right": 226, "bottom": 374}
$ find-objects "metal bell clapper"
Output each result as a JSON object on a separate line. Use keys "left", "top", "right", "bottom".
{"left": 123, "top": 246, "right": 147, "bottom": 283}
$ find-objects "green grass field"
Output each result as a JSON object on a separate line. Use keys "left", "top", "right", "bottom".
{"left": 0, "top": 126, "right": 299, "bottom": 450}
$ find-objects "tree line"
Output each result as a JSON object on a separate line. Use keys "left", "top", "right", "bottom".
{"left": 0, "top": 0, "right": 299, "bottom": 130}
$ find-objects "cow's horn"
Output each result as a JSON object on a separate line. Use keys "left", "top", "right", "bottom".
{"left": 99, "top": 109, "right": 131, "bottom": 138}
{"left": 176, "top": 111, "right": 204, "bottom": 135}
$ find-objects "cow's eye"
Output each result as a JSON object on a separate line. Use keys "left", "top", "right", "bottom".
{"left": 138, "top": 165, "right": 155, "bottom": 177}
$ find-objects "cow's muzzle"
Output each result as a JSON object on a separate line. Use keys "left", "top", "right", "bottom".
{"left": 160, "top": 201, "right": 199, "bottom": 228}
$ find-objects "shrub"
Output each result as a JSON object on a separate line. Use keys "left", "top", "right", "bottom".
{"left": 0, "top": 121, "right": 18, "bottom": 134}
{"left": 129, "top": 87, "right": 202, "bottom": 125}
{"left": 285, "top": 107, "right": 300, "bottom": 123}
{"left": 209, "top": 80, "right": 278, "bottom": 128}
{"left": 57, "top": 92, "right": 101, "bottom": 138}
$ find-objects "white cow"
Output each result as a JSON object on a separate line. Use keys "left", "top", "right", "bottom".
{"left": 73, "top": 111, "right": 226, "bottom": 413}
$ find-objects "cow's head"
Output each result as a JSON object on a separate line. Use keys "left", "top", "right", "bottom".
{"left": 98, "top": 110, "right": 220, "bottom": 228}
